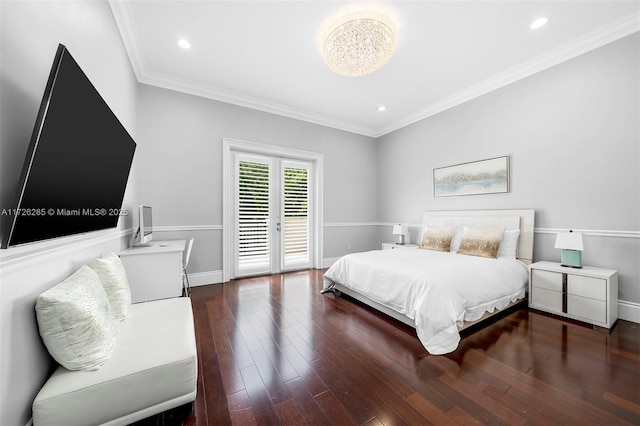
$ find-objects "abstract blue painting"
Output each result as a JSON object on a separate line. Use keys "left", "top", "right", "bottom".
{"left": 434, "top": 156, "right": 509, "bottom": 197}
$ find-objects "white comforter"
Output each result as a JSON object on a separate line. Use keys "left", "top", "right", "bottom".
{"left": 323, "top": 249, "right": 528, "bottom": 354}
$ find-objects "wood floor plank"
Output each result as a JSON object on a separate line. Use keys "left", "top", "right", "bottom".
{"left": 274, "top": 399, "right": 306, "bottom": 425}
{"left": 403, "top": 392, "right": 446, "bottom": 426}
{"left": 229, "top": 408, "right": 257, "bottom": 426}
{"left": 278, "top": 343, "right": 328, "bottom": 397}
{"left": 199, "top": 352, "right": 232, "bottom": 425}
{"left": 308, "top": 356, "right": 378, "bottom": 424}
{"left": 314, "top": 390, "right": 359, "bottom": 426}
{"left": 250, "top": 348, "right": 292, "bottom": 405}
{"left": 438, "top": 368, "right": 527, "bottom": 425}
{"left": 226, "top": 389, "right": 251, "bottom": 412}
{"left": 259, "top": 337, "right": 299, "bottom": 383}
{"left": 209, "top": 314, "right": 246, "bottom": 395}
{"left": 239, "top": 365, "right": 281, "bottom": 425}
{"left": 140, "top": 270, "right": 640, "bottom": 425}
{"left": 284, "top": 377, "right": 332, "bottom": 425}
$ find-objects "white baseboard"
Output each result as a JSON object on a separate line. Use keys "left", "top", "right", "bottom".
{"left": 619, "top": 300, "right": 640, "bottom": 324}
{"left": 188, "top": 270, "right": 223, "bottom": 286}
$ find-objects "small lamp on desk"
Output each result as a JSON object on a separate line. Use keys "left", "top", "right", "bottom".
{"left": 393, "top": 224, "right": 407, "bottom": 245}
{"left": 555, "top": 230, "right": 584, "bottom": 268}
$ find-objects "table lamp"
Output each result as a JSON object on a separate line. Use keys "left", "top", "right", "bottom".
{"left": 555, "top": 230, "right": 584, "bottom": 268}
{"left": 393, "top": 224, "right": 407, "bottom": 245}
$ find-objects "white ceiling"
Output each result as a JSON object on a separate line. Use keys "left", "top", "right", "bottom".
{"left": 109, "top": 1, "right": 639, "bottom": 138}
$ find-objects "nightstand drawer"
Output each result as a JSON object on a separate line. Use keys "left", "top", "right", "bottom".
{"left": 567, "top": 295, "right": 606, "bottom": 324}
{"left": 568, "top": 275, "right": 606, "bottom": 301}
{"left": 531, "top": 269, "right": 563, "bottom": 292}
{"left": 531, "top": 287, "right": 563, "bottom": 313}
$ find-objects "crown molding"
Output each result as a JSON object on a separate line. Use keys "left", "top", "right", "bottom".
{"left": 137, "top": 72, "right": 378, "bottom": 137}
{"left": 109, "top": 2, "right": 639, "bottom": 139}
{"left": 374, "top": 11, "right": 640, "bottom": 137}
{"left": 108, "top": 1, "right": 148, "bottom": 81}
{"left": 108, "top": 0, "right": 374, "bottom": 137}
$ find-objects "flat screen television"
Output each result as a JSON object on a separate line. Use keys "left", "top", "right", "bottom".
{"left": 1, "top": 44, "right": 136, "bottom": 249}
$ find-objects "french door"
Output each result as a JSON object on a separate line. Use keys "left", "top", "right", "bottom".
{"left": 233, "top": 153, "right": 313, "bottom": 277}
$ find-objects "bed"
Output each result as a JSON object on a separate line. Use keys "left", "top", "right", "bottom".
{"left": 322, "top": 209, "right": 535, "bottom": 355}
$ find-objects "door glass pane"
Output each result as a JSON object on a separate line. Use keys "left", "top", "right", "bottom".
{"left": 283, "top": 165, "right": 309, "bottom": 268}
{"left": 237, "top": 160, "right": 270, "bottom": 273}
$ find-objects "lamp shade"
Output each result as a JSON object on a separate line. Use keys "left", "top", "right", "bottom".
{"left": 392, "top": 224, "right": 406, "bottom": 235}
{"left": 554, "top": 231, "right": 584, "bottom": 251}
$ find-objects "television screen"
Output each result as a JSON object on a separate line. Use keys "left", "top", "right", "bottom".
{"left": 1, "top": 44, "right": 136, "bottom": 248}
{"left": 140, "top": 205, "right": 153, "bottom": 244}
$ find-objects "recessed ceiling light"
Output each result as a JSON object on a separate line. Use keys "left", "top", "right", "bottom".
{"left": 177, "top": 39, "right": 191, "bottom": 49}
{"left": 530, "top": 15, "right": 551, "bottom": 30}
{"left": 377, "top": 105, "right": 387, "bottom": 112}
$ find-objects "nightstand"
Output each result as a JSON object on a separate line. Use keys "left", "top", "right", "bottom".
{"left": 382, "top": 242, "right": 419, "bottom": 250}
{"left": 529, "top": 261, "right": 618, "bottom": 329}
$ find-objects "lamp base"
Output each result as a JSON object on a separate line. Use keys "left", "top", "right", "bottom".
{"left": 561, "top": 249, "right": 582, "bottom": 268}
{"left": 395, "top": 234, "right": 405, "bottom": 245}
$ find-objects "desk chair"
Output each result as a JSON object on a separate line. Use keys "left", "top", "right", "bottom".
{"left": 182, "top": 238, "right": 194, "bottom": 297}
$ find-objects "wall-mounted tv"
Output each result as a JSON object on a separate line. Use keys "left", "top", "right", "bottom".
{"left": 1, "top": 44, "right": 136, "bottom": 248}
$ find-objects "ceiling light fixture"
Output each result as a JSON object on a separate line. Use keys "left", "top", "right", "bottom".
{"left": 377, "top": 105, "right": 387, "bottom": 112}
{"left": 530, "top": 15, "right": 551, "bottom": 30}
{"left": 321, "top": 11, "right": 397, "bottom": 77}
{"left": 177, "top": 39, "right": 191, "bottom": 49}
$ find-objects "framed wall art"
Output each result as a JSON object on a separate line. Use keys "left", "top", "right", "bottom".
{"left": 433, "top": 156, "right": 509, "bottom": 197}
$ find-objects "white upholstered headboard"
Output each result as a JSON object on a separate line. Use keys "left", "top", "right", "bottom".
{"left": 422, "top": 209, "right": 535, "bottom": 265}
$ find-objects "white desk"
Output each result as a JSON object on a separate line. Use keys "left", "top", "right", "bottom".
{"left": 119, "top": 240, "right": 186, "bottom": 303}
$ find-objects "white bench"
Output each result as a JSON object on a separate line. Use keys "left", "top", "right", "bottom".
{"left": 32, "top": 297, "right": 197, "bottom": 425}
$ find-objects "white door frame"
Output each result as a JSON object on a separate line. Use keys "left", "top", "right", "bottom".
{"left": 222, "top": 138, "right": 323, "bottom": 282}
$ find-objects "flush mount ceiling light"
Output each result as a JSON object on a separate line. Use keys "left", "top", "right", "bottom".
{"left": 321, "top": 11, "right": 397, "bottom": 77}
{"left": 177, "top": 38, "right": 191, "bottom": 49}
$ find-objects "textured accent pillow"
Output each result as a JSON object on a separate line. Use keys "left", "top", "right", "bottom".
{"left": 457, "top": 226, "right": 506, "bottom": 258}
{"left": 36, "top": 265, "right": 118, "bottom": 371}
{"left": 497, "top": 229, "right": 521, "bottom": 259}
{"left": 419, "top": 226, "right": 456, "bottom": 252}
{"left": 89, "top": 252, "right": 131, "bottom": 321}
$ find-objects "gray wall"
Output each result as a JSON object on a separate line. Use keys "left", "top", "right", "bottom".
{"left": 376, "top": 34, "right": 639, "bottom": 307}
{"left": 0, "top": 2, "right": 140, "bottom": 425}
{"left": 135, "top": 84, "right": 378, "bottom": 276}
{"left": 0, "top": 2, "right": 637, "bottom": 423}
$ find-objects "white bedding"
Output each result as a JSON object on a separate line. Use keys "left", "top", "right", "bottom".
{"left": 323, "top": 249, "right": 529, "bottom": 354}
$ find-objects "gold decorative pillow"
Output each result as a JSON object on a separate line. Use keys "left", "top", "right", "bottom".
{"left": 457, "top": 226, "right": 506, "bottom": 258}
{"left": 419, "top": 226, "right": 456, "bottom": 252}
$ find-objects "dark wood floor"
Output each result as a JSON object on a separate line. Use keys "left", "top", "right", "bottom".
{"left": 140, "top": 269, "right": 640, "bottom": 425}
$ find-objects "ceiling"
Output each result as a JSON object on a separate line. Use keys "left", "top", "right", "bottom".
{"left": 109, "top": 1, "right": 639, "bottom": 138}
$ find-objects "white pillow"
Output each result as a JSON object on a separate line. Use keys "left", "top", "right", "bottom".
{"left": 449, "top": 227, "right": 463, "bottom": 252}
{"left": 497, "top": 229, "right": 521, "bottom": 259}
{"left": 89, "top": 252, "right": 131, "bottom": 321}
{"left": 35, "top": 265, "right": 118, "bottom": 371}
